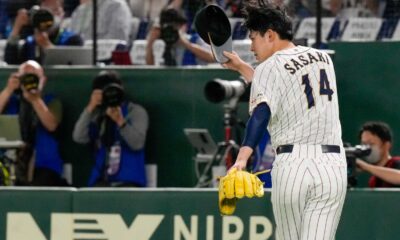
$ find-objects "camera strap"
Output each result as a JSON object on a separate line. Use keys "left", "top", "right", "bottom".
{"left": 163, "top": 45, "right": 177, "bottom": 66}
{"left": 19, "top": 98, "right": 38, "bottom": 145}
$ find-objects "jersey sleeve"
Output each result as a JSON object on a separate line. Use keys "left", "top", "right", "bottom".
{"left": 249, "top": 59, "right": 281, "bottom": 116}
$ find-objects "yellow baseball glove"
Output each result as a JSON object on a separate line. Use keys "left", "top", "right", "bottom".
{"left": 218, "top": 168, "right": 270, "bottom": 215}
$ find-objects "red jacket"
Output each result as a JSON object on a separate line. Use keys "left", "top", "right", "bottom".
{"left": 369, "top": 156, "right": 400, "bottom": 188}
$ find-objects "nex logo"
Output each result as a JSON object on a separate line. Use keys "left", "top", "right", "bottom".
{"left": 6, "top": 213, "right": 273, "bottom": 240}
{"left": 7, "top": 213, "right": 164, "bottom": 240}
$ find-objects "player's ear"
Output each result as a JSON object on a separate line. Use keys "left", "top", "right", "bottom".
{"left": 383, "top": 141, "right": 392, "bottom": 153}
{"left": 267, "top": 29, "right": 275, "bottom": 42}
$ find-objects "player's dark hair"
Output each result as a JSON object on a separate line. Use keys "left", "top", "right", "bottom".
{"left": 242, "top": 0, "right": 293, "bottom": 40}
{"left": 359, "top": 121, "right": 393, "bottom": 143}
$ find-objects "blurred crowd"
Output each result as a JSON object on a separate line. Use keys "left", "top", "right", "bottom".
{"left": 0, "top": 0, "right": 397, "bottom": 66}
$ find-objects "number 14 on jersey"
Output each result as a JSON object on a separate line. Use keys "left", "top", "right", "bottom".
{"left": 301, "top": 69, "right": 334, "bottom": 109}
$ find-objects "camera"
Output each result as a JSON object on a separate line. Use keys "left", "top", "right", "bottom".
{"left": 19, "top": 73, "right": 39, "bottom": 92}
{"left": 102, "top": 83, "right": 124, "bottom": 107}
{"left": 204, "top": 79, "right": 247, "bottom": 103}
{"left": 344, "top": 144, "right": 371, "bottom": 159}
{"left": 159, "top": 8, "right": 187, "bottom": 46}
{"left": 160, "top": 24, "right": 180, "bottom": 46}
{"left": 344, "top": 144, "right": 371, "bottom": 187}
{"left": 28, "top": 5, "right": 54, "bottom": 32}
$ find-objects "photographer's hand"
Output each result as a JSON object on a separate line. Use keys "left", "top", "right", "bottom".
{"left": 356, "top": 159, "right": 400, "bottom": 185}
{"left": 22, "top": 86, "right": 41, "bottom": 103}
{"left": 356, "top": 159, "right": 371, "bottom": 172}
{"left": 21, "top": 87, "right": 59, "bottom": 132}
{"left": 145, "top": 27, "right": 161, "bottom": 65}
{"left": 35, "top": 30, "right": 54, "bottom": 49}
{"left": 0, "top": 73, "right": 20, "bottom": 113}
{"left": 10, "top": 9, "right": 29, "bottom": 38}
{"left": 6, "top": 73, "right": 21, "bottom": 92}
{"left": 106, "top": 106, "right": 125, "bottom": 127}
{"left": 178, "top": 30, "right": 214, "bottom": 63}
{"left": 86, "top": 90, "right": 102, "bottom": 113}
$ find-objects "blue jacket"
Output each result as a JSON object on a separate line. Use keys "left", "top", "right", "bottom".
{"left": 4, "top": 94, "right": 63, "bottom": 175}
{"left": 4, "top": 28, "right": 83, "bottom": 65}
{"left": 88, "top": 103, "right": 146, "bottom": 186}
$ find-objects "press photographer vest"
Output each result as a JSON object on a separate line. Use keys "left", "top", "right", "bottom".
{"left": 4, "top": 94, "right": 63, "bottom": 175}
{"left": 87, "top": 102, "right": 146, "bottom": 186}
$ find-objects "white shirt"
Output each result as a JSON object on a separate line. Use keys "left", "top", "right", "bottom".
{"left": 69, "top": 0, "right": 132, "bottom": 42}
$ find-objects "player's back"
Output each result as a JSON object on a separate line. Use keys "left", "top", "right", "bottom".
{"left": 253, "top": 45, "right": 342, "bottom": 148}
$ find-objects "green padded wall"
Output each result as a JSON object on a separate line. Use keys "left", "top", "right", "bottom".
{"left": 1, "top": 188, "right": 400, "bottom": 240}
{"left": 330, "top": 42, "right": 400, "bottom": 149}
{"left": 0, "top": 67, "right": 244, "bottom": 187}
{"left": 1, "top": 42, "right": 399, "bottom": 187}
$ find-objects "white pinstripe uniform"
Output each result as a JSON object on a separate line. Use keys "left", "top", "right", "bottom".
{"left": 249, "top": 46, "right": 347, "bottom": 240}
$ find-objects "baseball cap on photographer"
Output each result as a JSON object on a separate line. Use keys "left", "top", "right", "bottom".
{"left": 194, "top": 5, "right": 232, "bottom": 63}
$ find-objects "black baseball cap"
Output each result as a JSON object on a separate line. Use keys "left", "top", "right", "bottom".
{"left": 194, "top": 5, "right": 232, "bottom": 63}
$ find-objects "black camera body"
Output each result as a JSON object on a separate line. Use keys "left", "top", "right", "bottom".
{"left": 19, "top": 73, "right": 40, "bottom": 92}
{"left": 344, "top": 144, "right": 371, "bottom": 187}
{"left": 28, "top": 5, "right": 54, "bottom": 32}
{"left": 160, "top": 24, "right": 180, "bottom": 46}
{"left": 159, "top": 8, "right": 187, "bottom": 46}
{"left": 102, "top": 83, "right": 124, "bottom": 107}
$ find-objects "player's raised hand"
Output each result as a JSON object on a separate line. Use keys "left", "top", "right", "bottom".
{"left": 222, "top": 51, "right": 244, "bottom": 71}
{"left": 222, "top": 51, "right": 254, "bottom": 83}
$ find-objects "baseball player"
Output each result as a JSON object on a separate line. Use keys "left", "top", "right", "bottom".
{"left": 223, "top": 1, "right": 347, "bottom": 240}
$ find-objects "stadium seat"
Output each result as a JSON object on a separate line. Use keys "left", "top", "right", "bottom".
{"left": 84, "top": 39, "right": 128, "bottom": 61}
{"left": 232, "top": 20, "right": 248, "bottom": 40}
{"left": 377, "top": 18, "right": 399, "bottom": 40}
{"left": 340, "top": 18, "right": 383, "bottom": 41}
{"left": 130, "top": 39, "right": 165, "bottom": 65}
{"left": 294, "top": 17, "right": 336, "bottom": 43}
{"left": 326, "top": 19, "right": 342, "bottom": 41}
{"left": 391, "top": 19, "right": 400, "bottom": 40}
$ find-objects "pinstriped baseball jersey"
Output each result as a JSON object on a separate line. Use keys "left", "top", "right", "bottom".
{"left": 248, "top": 45, "right": 347, "bottom": 240}
{"left": 249, "top": 46, "right": 342, "bottom": 150}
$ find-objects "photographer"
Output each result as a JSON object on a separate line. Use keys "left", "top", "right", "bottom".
{"left": 0, "top": 60, "right": 65, "bottom": 186}
{"left": 69, "top": 0, "right": 132, "bottom": 42}
{"left": 4, "top": 0, "right": 83, "bottom": 65}
{"left": 356, "top": 121, "right": 400, "bottom": 187}
{"left": 72, "top": 70, "right": 149, "bottom": 187}
{"left": 145, "top": 7, "right": 214, "bottom": 66}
